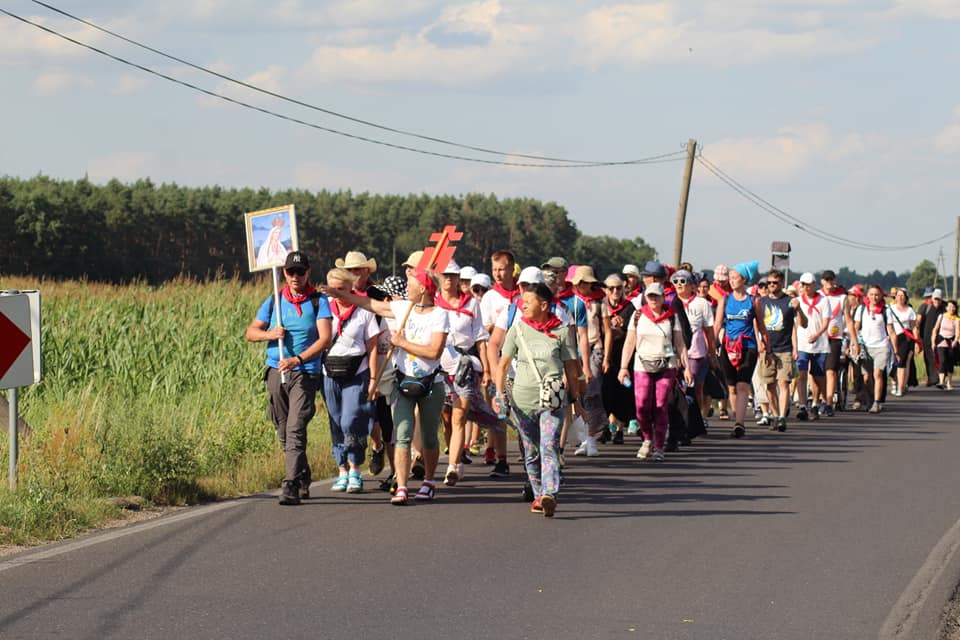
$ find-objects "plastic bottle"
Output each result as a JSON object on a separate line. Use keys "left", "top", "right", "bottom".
{"left": 621, "top": 376, "right": 632, "bottom": 388}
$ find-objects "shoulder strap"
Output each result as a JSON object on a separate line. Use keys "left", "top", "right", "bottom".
{"left": 507, "top": 302, "right": 518, "bottom": 329}
{"left": 515, "top": 325, "right": 544, "bottom": 383}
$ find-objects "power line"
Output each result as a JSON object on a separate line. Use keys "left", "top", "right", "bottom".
{"left": 696, "top": 154, "right": 954, "bottom": 252}
{"left": 1, "top": 8, "right": 687, "bottom": 169}
{"left": 24, "top": 0, "right": 688, "bottom": 167}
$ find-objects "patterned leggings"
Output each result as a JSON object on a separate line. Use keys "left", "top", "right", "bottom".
{"left": 511, "top": 405, "right": 563, "bottom": 498}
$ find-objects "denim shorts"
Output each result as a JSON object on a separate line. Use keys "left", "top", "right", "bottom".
{"left": 797, "top": 351, "right": 827, "bottom": 377}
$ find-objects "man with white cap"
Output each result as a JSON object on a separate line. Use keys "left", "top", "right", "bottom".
{"left": 794, "top": 272, "right": 833, "bottom": 421}
{"left": 622, "top": 264, "right": 643, "bottom": 303}
{"left": 918, "top": 288, "right": 944, "bottom": 386}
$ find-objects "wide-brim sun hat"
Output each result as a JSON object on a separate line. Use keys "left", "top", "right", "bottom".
{"left": 335, "top": 250, "right": 377, "bottom": 271}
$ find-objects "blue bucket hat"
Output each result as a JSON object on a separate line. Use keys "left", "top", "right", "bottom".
{"left": 641, "top": 260, "right": 666, "bottom": 278}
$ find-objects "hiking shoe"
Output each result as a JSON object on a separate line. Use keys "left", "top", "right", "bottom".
{"left": 757, "top": 415, "right": 771, "bottom": 426}
{"left": 636, "top": 440, "right": 652, "bottom": 460}
{"left": 444, "top": 466, "right": 459, "bottom": 487}
{"left": 767, "top": 418, "right": 777, "bottom": 431}
{"left": 652, "top": 448, "right": 665, "bottom": 462}
{"left": 279, "top": 481, "right": 301, "bottom": 506}
{"left": 483, "top": 447, "right": 497, "bottom": 465}
{"left": 731, "top": 424, "right": 745, "bottom": 439}
{"left": 869, "top": 402, "right": 881, "bottom": 413}
{"left": 852, "top": 400, "right": 862, "bottom": 411}
{"left": 489, "top": 460, "right": 510, "bottom": 478}
{"left": 797, "top": 407, "right": 809, "bottom": 421}
{"left": 378, "top": 473, "right": 396, "bottom": 492}
{"left": 331, "top": 475, "right": 349, "bottom": 492}
{"left": 540, "top": 495, "right": 557, "bottom": 517}
{"left": 627, "top": 419, "right": 640, "bottom": 435}
{"left": 369, "top": 445, "right": 385, "bottom": 476}
{"left": 530, "top": 497, "right": 544, "bottom": 513}
{"left": 460, "top": 449, "right": 473, "bottom": 465}
{"left": 810, "top": 406, "right": 820, "bottom": 421}
{"left": 776, "top": 417, "right": 787, "bottom": 432}
{"left": 612, "top": 430, "right": 624, "bottom": 445}
{"left": 410, "top": 460, "right": 426, "bottom": 480}
{"left": 822, "top": 405, "right": 835, "bottom": 418}
{"left": 298, "top": 474, "right": 311, "bottom": 499}
{"left": 574, "top": 437, "right": 599, "bottom": 457}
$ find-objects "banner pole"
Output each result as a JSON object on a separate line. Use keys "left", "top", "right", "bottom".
{"left": 273, "top": 267, "right": 287, "bottom": 384}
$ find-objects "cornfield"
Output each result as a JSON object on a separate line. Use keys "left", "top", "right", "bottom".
{"left": 0, "top": 275, "right": 335, "bottom": 545}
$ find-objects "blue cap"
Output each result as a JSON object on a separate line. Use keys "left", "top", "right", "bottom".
{"left": 641, "top": 260, "right": 666, "bottom": 278}
{"left": 923, "top": 287, "right": 934, "bottom": 297}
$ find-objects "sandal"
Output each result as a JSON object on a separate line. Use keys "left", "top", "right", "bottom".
{"left": 331, "top": 475, "right": 349, "bottom": 492}
{"left": 415, "top": 481, "right": 436, "bottom": 501}
{"left": 390, "top": 486, "right": 408, "bottom": 505}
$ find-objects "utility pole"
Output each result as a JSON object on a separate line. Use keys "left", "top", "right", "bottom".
{"left": 954, "top": 215, "right": 959, "bottom": 300}
{"left": 672, "top": 138, "right": 697, "bottom": 267}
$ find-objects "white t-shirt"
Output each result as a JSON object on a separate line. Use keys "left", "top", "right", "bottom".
{"left": 677, "top": 294, "right": 714, "bottom": 359}
{"left": 325, "top": 305, "right": 381, "bottom": 376}
{"left": 628, "top": 310, "right": 681, "bottom": 369}
{"left": 889, "top": 305, "right": 917, "bottom": 336}
{"left": 797, "top": 294, "right": 833, "bottom": 354}
{"left": 389, "top": 300, "right": 450, "bottom": 377}
{"left": 855, "top": 305, "right": 893, "bottom": 348}
{"left": 480, "top": 287, "right": 519, "bottom": 329}
{"left": 440, "top": 297, "right": 489, "bottom": 375}
{"left": 819, "top": 290, "right": 847, "bottom": 340}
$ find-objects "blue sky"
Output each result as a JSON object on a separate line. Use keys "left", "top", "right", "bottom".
{"left": 1, "top": 0, "right": 958, "bottom": 275}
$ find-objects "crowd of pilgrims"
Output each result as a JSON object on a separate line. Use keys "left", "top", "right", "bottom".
{"left": 245, "top": 248, "right": 960, "bottom": 516}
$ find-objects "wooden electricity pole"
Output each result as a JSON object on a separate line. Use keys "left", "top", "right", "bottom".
{"left": 672, "top": 138, "right": 697, "bottom": 267}
{"left": 954, "top": 215, "right": 959, "bottom": 300}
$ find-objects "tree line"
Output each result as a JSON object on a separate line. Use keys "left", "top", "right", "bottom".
{"left": 0, "top": 176, "right": 656, "bottom": 283}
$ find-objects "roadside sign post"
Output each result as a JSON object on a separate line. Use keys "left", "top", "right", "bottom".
{"left": 771, "top": 241, "right": 792, "bottom": 284}
{"left": 1, "top": 289, "right": 42, "bottom": 491}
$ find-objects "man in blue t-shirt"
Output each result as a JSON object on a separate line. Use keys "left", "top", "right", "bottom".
{"left": 246, "top": 251, "right": 332, "bottom": 505}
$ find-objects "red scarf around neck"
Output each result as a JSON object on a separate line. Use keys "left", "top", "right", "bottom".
{"left": 331, "top": 299, "right": 356, "bottom": 335}
{"left": 281, "top": 284, "right": 316, "bottom": 317}
{"left": 522, "top": 314, "right": 563, "bottom": 338}
{"left": 492, "top": 282, "right": 520, "bottom": 303}
{"left": 436, "top": 292, "right": 474, "bottom": 316}
{"left": 555, "top": 288, "right": 575, "bottom": 301}
{"left": 575, "top": 289, "right": 603, "bottom": 304}
{"left": 641, "top": 304, "right": 675, "bottom": 324}
{"left": 607, "top": 298, "right": 630, "bottom": 316}
{"left": 801, "top": 293, "right": 822, "bottom": 316}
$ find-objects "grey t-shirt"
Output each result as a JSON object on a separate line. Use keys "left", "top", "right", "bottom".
{"left": 502, "top": 321, "right": 578, "bottom": 412}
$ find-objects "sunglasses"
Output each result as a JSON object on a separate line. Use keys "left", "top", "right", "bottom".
{"left": 285, "top": 268, "right": 307, "bottom": 276}
{"left": 671, "top": 278, "right": 688, "bottom": 286}
{"left": 607, "top": 285, "right": 623, "bottom": 291}
{"left": 767, "top": 280, "right": 781, "bottom": 285}
{"left": 471, "top": 286, "right": 488, "bottom": 293}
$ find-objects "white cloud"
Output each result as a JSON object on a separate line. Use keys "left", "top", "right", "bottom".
{"left": 110, "top": 75, "right": 148, "bottom": 96}
{"left": 702, "top": 124, "right": 832, "bottom": 183}
{"left": 932, "top": 106, "right": 960, "bottom": 152}
{"left": 886, "top": 0, "right": 960, "bottom": 20}
{"left": 0, "top": 14, "right": 107, "bottom": 62}
{"left": 87, "top": 152, "right": 159, "bottom": 182}
{"left": 31, "top": 69, "right": 94, "bottom": 96}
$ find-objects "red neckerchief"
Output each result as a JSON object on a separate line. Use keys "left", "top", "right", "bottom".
{"left": 710, "top": 282, "right": 729, "bottom": 299}
{"left": 820, "top": 285, "right": 847, "bottom": 297}
{"left": 663, "top": 283, "right": 677, "bottom": 300}
{"left": 575, "top": 289, "right": 603, "bottom": 304}
{"left": 677, "top": 293, "right": 696, "bottom": 311}
{"left": 869, "top": 302, "right": 885, "bottom": 315}
{"left": 607, "top": 298, "right": 630, "bottom": 316}
{"left": 331, "top": 299, "right": 357, "bottom": 335}
{"left": 801, "top": 293, "right": 822, "bottom": 316}
{"left": 555, "top": 287, "right": 575, "bottom": 301}
{"left": 492, "top": 282, "right": 520, "bottom": 304}
{"left": 641, "top": 304, "right": 675, "bottom": 324}
{"left": 281, "top": 285, "right": 316, "bottom": 317}
{"left": 625, "top": 287, "right": 642, "bottom": 301}
{"left": 435, "top": 292, "right": 474, "bottom": 316}
{"left": 522, "top": 314, "right": 562, "bottom": 338}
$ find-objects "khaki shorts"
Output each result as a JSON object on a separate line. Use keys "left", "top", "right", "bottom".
{"left": 756, "top": 351, "right": 794, "bottom": 384}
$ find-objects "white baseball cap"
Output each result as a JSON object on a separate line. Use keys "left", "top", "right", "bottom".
{"left": 441, "top": 259, "right": 461, "bottom": 275}
{"left": 933, "top": 288, "right": 943, "bottom": 299}
{"left": 459, "top": 266, "right": 478, "bottom": 280}
{"left": 799, "top": 272, "right": 816, "bottom": 284}
{"left": 518, "top": 266, "right": 544, "bottom": 285}
{"left": 471, "top": 274, "right": 492, "bottom": 289}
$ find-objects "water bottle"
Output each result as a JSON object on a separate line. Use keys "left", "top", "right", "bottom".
{"left": 621, "top": 376, "right": 632, "bottom": 388}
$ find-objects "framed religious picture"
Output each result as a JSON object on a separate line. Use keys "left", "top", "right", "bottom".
{"left": 244, "top": 204, "right": 298, "bottom": 272}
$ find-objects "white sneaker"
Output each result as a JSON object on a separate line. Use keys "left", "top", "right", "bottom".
{"left": 869, "top": 402, "right": 881, "bottom": 414}
{"left": 575, "top": 436, "right": 599, "bottom": 457}
{"left": 652, "top": 448, "right": 665, "bottom": 462}
{"left": 636, "top": 440, "right": 652, "bottom": 460}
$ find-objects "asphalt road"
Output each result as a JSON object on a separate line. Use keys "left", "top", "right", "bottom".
{"left": 1, "top": 387, "right": 959, "bottom": 640}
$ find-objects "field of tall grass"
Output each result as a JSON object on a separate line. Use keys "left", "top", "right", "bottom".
{"left": 0, "top": 275, "right": 336, "bottom": 545}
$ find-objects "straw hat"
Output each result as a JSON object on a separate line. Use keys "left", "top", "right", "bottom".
{"left": 335, "top": 251, "right": 377, "bottom": 271}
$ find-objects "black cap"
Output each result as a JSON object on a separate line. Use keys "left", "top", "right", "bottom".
{"left": 821, "top": 269, "right": 836, "bottom": 280}
{"left": 284, "top": 251, "right": 310, "bottom": 270}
